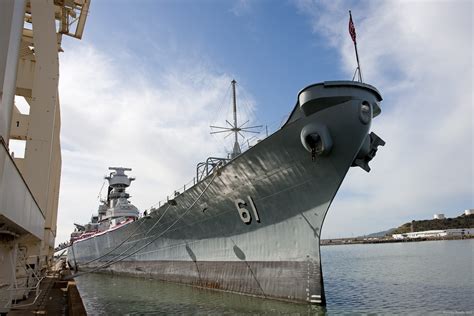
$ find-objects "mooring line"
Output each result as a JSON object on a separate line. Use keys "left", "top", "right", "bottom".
{"left": 82, "top": 203, "right": 172, "bottom": 266}
{"left": 67, "top": 170, "right": 219, "bottom": 279}
{"left": 79, "top": 211, "right": 157, "bottom": 266}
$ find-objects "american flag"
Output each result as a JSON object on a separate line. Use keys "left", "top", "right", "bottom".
{"left": 349, "top": 11, "right": 356, "bottom": 44}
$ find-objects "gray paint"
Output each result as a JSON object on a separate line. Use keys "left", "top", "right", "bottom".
{"left": 68, "top": 81, "right": 384, "bottom": 305}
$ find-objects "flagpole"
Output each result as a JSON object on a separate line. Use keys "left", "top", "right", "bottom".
{"left": 349, "top": 10, "right": 363, "bottom": 82}
{"left": 354, "top": 40, "right": 363, "bottom": 82}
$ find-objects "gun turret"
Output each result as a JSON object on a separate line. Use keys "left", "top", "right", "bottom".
{"left": 73, "top": 223, "right": 85, "bottom": 231}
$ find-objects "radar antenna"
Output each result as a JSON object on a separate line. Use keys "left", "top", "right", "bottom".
{"left": 210, "top": 80, "right": 262, "bottom": 159}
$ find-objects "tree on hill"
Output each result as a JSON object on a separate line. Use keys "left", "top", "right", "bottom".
{"left": 390, "top": 214, "right": 474, "bottom": 235}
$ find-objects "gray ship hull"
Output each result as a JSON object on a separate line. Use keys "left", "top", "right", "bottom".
{"left": 68, "top": 81, "right": 383, "bottom": 304}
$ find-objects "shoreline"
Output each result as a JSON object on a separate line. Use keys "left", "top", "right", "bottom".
{"left": 321, "top": 235, "right": 474, "bottom": 246}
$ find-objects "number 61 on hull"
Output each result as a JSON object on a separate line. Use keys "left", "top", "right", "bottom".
{"left": 234, "top": 196, "right": 260, "bottom": 224}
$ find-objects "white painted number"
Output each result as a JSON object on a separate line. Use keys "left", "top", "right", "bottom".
{"left": 234, "top": 196, "right": 260, "bottom": 225}
{"left": 234, "top": 198, "right": 251, "bottom": 224}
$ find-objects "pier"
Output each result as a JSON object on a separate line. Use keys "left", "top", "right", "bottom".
{"left": 0, "top": 0, "right": 89, "bottom": 313}
{"left": 9, "top": 275, "right": 86, "bottom": 316}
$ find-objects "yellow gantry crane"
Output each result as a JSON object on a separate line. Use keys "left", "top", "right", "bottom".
{"left": 0, "top": 0, "right": 89, "bottom": 312}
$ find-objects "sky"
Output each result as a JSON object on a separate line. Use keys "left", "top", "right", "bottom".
{"left": 42, "top": 0, "right": 473, "bottom": 243}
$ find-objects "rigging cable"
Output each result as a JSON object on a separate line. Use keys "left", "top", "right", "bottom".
{"left": 209, "top": 81, "right": 233, "bottom": 155}
{"left": 67, "top": 169, "right": 220, "bottom": 279}
{"left": 81, "top": 203, "right": 173, "bottom": 266}
{"left": 77, "top": 211, "right": 159, "bottom": 266}
{"left": 209, "top": 82, "right": 232, "bottom": 126}
{"left": 96, "top": 180, "right": 106, "bottom": 200}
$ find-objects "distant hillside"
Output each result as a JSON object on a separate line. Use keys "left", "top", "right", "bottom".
{"left": 390, "top": 214, "right": 474, "bottom": 235}
{"left": 365, "top": 228, "right": 396, "bottom": 238}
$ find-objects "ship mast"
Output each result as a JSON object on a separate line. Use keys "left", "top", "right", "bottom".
{"left": 210, "top": 80, "right": 262, "bottom": 159}
{"left": 231, "top": 80, "right": 241, "bottom": 157}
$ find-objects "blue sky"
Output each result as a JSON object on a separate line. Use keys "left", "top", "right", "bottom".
{"left": 54, "top": 0, "right": 473, "bottom": 242}
{"left": 79, "top": 0, "right": 340, "bottom": 122}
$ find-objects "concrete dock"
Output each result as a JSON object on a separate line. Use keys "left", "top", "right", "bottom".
{"left": 9, "top": 275, "right": 86, "bottom": 316}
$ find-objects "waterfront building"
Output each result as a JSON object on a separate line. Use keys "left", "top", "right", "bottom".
{"left": 392, "top": 228, "right": 474, "bottom": 240}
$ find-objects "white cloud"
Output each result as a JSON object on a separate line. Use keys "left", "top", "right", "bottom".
{"left": 295, "top": 0, "right": 473, "bottom": 238}
{"left": 56, "top": 45, "right": 257, "bottom": 243}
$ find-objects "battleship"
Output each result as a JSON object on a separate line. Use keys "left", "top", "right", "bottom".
{"left": 67, "top": 80, "right": 384, "bottom": 305}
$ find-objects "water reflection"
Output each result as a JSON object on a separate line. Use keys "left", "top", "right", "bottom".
{"left": 76, "top": 273, "right": 325, "bottom": 315}
{"left": 75, "top": 240, "right": 474, "bottom": 315}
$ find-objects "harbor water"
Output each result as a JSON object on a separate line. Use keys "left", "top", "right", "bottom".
{"left": 75, "top": 239, "right": 473, "bottom": 314}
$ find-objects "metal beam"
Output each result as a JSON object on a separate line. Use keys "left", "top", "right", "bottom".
{"left": 0, "top": 0, "right": 26, "bottom": 144}
{"left": 23, "top": 0, "right": 59, "bottom": 212}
